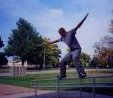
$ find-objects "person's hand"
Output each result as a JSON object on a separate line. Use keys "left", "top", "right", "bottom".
{"left": 86, "top": 13, "right": 89, "bottom": 17}
{"left": 84, "top": 13, "right": 89, "bottom": 20}
{"left": 48, "top": 41, "right": 53, "bottom": 44}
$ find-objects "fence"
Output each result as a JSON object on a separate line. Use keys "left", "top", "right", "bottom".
{"left": 10, "top": 66, "right": 26, "bottom": 76}
{"left": 31, "top": 75, "right": 113, "bottom": 98}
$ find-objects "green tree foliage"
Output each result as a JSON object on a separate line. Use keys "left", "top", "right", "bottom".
{"left": 0, "top": 53, "right": 8, "bottom": 66}
{"left": 43, "top": 38, "right": 61, "bottom": 68}
{"left": 80, "top": 52, "right": 91, "bottom": 68}
{"left": 5, "top": 18, "right": 43, "bottom": 65}
{"left": 0, "top": 36, "right": 8, "bottom": 66}
{"left": 0, "top": 36, "right": 4, "bottom": 48}
{"left": 90, "top": 57, "right": 99, "bottom": 68}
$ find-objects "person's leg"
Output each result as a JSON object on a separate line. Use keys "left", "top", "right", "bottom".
{"left": 59, "top": 52, "right": 72, "bottom": 79}
{"left": 72, "top": 49, "right": 86, "bottom": 78}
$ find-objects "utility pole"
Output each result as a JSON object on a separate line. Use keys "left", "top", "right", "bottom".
{"left": 43, "top": 48, "right": 46, "bottom": 69}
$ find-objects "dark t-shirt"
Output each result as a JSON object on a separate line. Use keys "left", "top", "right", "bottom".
{"left": 59, "top": 28, "right": 81, "bottom": 51}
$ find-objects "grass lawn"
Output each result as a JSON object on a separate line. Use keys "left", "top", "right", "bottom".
{"left": 0, "top": 69, "right": 113, "bottom": 88}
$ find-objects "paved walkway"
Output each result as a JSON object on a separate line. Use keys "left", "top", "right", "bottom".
{"left": 0, "top": 84, "right": 33, "bottom": 96}
{"left": 0, "top": 84, "right": 113, "bottom": 98}
{"left": 0, "top": 84, "right": 54, "bottom": 98}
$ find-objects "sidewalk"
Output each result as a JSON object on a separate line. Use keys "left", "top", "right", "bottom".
{"left": 0, "top": 84, "right": 33, "bottom": 96}
{"left": 0, "top": 83, "right": 113, "bottom": 98}
{"left": 0, "top": 83, "right": 33, "bottom": 98}
{"left": 0, "top": 84, "right": 54, "bottom": 98}
{"left": 0, "top": 91, "right": 54, "bottom": 98}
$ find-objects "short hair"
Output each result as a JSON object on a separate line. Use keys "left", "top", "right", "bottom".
{"left": 58, "top": 27, "right": 66, "bottom": 33}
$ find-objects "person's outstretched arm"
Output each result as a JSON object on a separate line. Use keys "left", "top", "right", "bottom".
{"left": 75, "top": 13, "right": 89, "bottom": 30}
{"left": 48, "top": 39, "right": 60, "bottom": 44}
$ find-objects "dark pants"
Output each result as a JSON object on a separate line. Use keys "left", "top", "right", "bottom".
{"left": 60, "top": 49, "right": 84, "bottom": 76}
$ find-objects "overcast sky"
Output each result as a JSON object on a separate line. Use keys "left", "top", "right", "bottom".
{"left": 0, "top": 0, "right": 113, "bottom": 57}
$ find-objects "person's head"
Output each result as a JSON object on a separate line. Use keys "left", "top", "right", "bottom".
{"left": 58, "top": 27, "right": 66, "bottom": 37}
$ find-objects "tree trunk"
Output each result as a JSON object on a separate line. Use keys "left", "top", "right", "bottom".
{"left": 21, "top": 57, "right": 25, "bottom": 66}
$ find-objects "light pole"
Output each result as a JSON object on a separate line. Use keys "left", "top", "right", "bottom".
{"left": 43, "top": 47, "right": 45, "bottom": 69}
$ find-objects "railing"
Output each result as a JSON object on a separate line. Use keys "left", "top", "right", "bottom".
{"left": 31, "top": 75, "right": 113, "bottom": 98}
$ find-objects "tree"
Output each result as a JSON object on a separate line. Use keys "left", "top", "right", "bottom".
{"left": 42, "top": 38, "right": 61, "bottom": 68}
{"left": 93, "top": 12, "right": 113, "bottom": 68}
{"left": 108, "top": 11, "right": 113, "bottom": 47}
{"left": 109, "top": 11, "right": 113, "bottom": 34}
{"left": 80, "top": 52, "right": 91, "bottom": 68}
{"left": 0, "top": 53, "right": 8, "bottom": 66}
{"left": 0, "top": 36, "right": 4, "bottom": 47}
{"left": 94, "top": 39, "right": 113, "bottom": 68}
{"left": 0, "top": 36, "right": 8, "bottom": 67}
{"left": 90, "top": 57, "right": 99, "bottom": 68}
{"left": 5, "top": 18, "right": 43, "bottom": 66}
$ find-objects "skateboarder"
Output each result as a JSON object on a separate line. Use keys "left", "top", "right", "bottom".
{"left": 49, "top": 13, "right": 89, "bottom": 79}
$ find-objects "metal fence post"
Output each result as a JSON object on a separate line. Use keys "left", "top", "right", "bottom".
{"left": 92, "top": 77, "right": 95, "bottom": 98}
{"left": 57, "top": 76, "right": 60, "bottom": 98}
{"left": 32, "top": 80, "right": 38, "bottom": 96}
{"left": 80, "top": 78, "right": 82, "bottom": 98}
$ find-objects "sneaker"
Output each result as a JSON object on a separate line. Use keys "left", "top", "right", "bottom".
{"left": 79, "top": 72, "right": 86, "bottom": 78}
{"left": 57, "top": 75, "right": 66, "bottom": 80}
